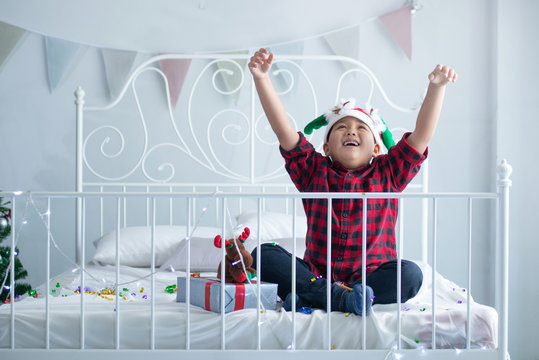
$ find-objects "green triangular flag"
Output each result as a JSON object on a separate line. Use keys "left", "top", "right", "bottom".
{"left": 269, "top": 41, "right": 304, "bottom": 90}
{"left": 216, "top": 51, "right": 248, "bottom": 104}
{"left": 0, "top": 22, "right": 27, "bottom": 72}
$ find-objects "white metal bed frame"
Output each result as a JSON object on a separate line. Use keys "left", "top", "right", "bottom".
{"left": 0, "top": 54, "right": 511, "bottom": 360}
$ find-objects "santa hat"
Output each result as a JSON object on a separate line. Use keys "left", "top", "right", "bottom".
{"left": 304, "top": 99, "right": 395, "bottom": 154}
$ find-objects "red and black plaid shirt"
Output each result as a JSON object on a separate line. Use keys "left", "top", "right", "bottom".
{"left": 280, "top": 132, "right": 427, "bottom": 284}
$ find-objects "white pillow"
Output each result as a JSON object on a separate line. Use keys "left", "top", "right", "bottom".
{"left": 159, "top": 237, "right": 222, "bottom": 272}
{"left": 236, "top": 211, "right": 308, "bottom": 242}
{"left": 159, "top": 236, "right": 306, "bottom": 273}
{"left": 92, "top": 225, "right": 221, "bottom": 267}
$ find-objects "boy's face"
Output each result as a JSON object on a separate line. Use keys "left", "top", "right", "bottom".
{"left": 323, "top": 116, "right": 380, "bottom": 170}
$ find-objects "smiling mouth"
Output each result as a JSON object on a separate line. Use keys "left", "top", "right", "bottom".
{"left": 343, "top": 139, "right": 359, "bottom": 147}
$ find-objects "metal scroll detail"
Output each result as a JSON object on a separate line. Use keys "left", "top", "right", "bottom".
{"left": 82, "top": 54, "right": 418, "bottom": 184}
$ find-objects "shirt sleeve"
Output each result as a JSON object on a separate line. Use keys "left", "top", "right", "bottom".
{"left": 381, "top": 132, "right": 428, "bottom": 191}
{"left": 279, "top": 132, "right": 322, "bottom": 191}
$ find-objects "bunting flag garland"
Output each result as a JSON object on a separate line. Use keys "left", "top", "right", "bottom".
{"left": 158, "top": 57, "right": 192, "bottom": 109}
{"left": 379, "top": 5, "right": 412, "bottom": 60}
{"left": 1, "top": 6, "right": 415, "bottom": 97}
{"left": 216, "top": 51, "right": 248, "bottom": 104}
{"left": 0, "top": 22, "right": 27, "bottom": 72}
{"left": 45, "top": 36, "right": 87, "bottom": 92}
{"left": 101, "top": 49, "right": 138, "bottom": 101}
{"left": 323, "top": 25, "right": 360, "bottom": 71}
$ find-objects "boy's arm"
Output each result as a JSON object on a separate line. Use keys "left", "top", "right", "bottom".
{"left": 407, "top": 65, "right": 458, "bottom": 154}
{"left": 249, "top": 48, "right": 299, "bottom": 151}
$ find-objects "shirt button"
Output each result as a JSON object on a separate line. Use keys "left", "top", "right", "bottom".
{"left": 340, "top": 233, "right": 348, "bottom": 239}
{"left": 346, "top": 173, "right": 352, "bottom": 178}
{"left": 342, "top": 211, "right": 349, "bottom": 217}
{"left": 337, "top": 256, "right": 343, "bottom": 261}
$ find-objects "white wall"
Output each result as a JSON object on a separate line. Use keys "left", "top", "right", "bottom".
{"left": 0, "top": 1, "right": 537, "bottom": 358}
{"left": 497, "top": 1, "right": 539, "bottom": 359}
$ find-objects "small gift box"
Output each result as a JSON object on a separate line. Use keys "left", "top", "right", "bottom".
{"left": 177, "top": 276, "right": 278, "bottom": 313}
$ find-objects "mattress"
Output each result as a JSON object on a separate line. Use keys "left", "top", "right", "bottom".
{"left": 0, "top": 261, "right": 497, "bottom": 350}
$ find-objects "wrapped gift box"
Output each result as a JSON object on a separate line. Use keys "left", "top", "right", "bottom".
{"left": 177, "top": 276, "right": 278, "bottom": 313}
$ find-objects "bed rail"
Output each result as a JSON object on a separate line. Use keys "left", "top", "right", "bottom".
{"left": 0, "top": 160, "right": 511, "bottom": 359}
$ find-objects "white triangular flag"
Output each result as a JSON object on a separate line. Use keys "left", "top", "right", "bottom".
{"left": 101, "top": 49, "right": 138, "bottom": 101}
{"left": 45, "top": 36, "right": 87, "bottom": 92}
{"left": 323, "top": 26, "right": 360, "bottom": 70}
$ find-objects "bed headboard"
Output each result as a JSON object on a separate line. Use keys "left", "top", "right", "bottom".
{"left": 74, "top": 53, "right": 429, "bottom": 260}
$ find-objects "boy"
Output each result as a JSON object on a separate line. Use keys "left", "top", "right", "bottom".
{"left": 248, "top": 48, "right": 457, "bottom": 316}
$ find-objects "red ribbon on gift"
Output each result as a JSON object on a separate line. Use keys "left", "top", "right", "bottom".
{"left": 204, "top": 280, "right": 246, "bottom": 312}
{"left": 204, "top": 281, "right": 214, "bottom": 311}
{"left": 234, "top": 283, "right": 245, "bottom": 311}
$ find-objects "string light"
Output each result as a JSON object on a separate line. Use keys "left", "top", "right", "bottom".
{"left": 382, "top": 344, "right": 398, "bottom": 360}
{"left": 0, "top": 194, "right": 31, "bottom": 301}
{"left": 3, "top": 192, "right": 494, "bottom": 352}
{"left": 212, "top": 207, "right": 268, "bottom": 315}
{"left": 20, "top": 192, "right": 221, "bottom": 291}
{"left": 30, "top": 191, "right": 225, "bottom": 291}
{"left": 410, "top": 0, "right": 423, "bottom": 14}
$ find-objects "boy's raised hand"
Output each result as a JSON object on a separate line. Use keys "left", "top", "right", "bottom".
{"left": 248, "top": 48, "right": 274, "bottom": 80}
{"left": 428, "top": 64, "right": 458, "bottom": 86}
{"left": 408, "top": 64, "right": 458, "bottom": 154}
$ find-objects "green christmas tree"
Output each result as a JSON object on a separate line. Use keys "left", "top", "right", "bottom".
{"left": 0, "top": 196, "right": 32, "bottom": 304}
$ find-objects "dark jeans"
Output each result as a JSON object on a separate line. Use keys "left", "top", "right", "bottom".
{"left": 251, "top": 243, "right": 423, "bottom": 309}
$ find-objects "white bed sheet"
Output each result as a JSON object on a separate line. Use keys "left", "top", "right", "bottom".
{"left": 0, "top": 261, "right": 497, "bottom": 350}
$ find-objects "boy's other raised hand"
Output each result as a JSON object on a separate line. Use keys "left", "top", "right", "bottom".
{"left": 428, "top": 65, "right": 458, "bottom": 86}
{"left": 248, "top": 48, "right": 274, "bottom": 80}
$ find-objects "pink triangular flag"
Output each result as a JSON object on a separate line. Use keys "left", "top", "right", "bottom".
{"left": 379, "top": 6, "right": 412, "bottom": 60}
{"left": 158, "top": 57, "right": 192, "bottom": 108}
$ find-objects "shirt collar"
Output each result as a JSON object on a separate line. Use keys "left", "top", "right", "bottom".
{"left": 328, "top": 156, "right": 372, "bottom": 174}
